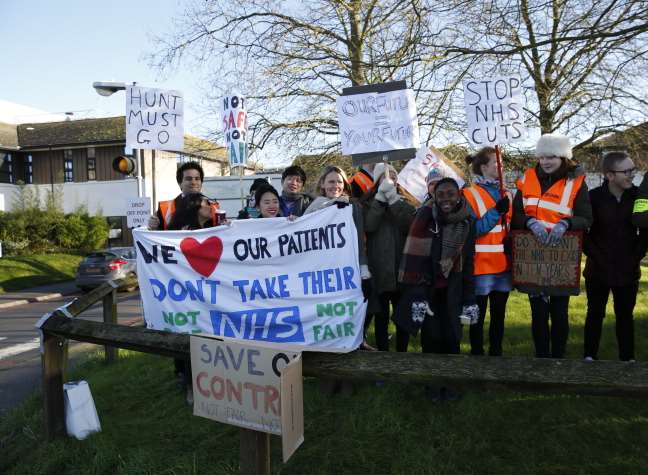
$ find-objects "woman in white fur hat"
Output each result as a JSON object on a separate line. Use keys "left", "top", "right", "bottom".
{"left": 511, "top": 133, "right": 592, "bottom": 358}
{"left": 360, "top": 162, "right": 418, "bottom": 351}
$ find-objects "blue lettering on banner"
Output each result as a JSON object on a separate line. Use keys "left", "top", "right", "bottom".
{"left": 210, "top": 306, "right": 305, "bottom": 343}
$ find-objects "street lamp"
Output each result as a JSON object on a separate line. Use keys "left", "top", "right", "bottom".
{"left": 92, "top": 81, "right": 145, "bottom": 199}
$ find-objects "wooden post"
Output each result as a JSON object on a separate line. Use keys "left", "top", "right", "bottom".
{"left": 42, "top": 333, "right": 66, "bottom": 440}
{"left": 239, "top": 428, "right": 270, "bottom": 475}
{"left": 103, "top": 289, "right": 118, "bottom": 363}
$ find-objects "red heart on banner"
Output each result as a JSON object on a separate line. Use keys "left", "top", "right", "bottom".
{"left": 179, "top": 236, "right": 223, "bottom": 278}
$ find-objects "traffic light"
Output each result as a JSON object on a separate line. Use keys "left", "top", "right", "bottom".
{"left": 112, "top": 155, "right": 137, "bottom": 175}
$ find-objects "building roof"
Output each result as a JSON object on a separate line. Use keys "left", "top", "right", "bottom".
{"left": 0, "top": 121, "right": 19, "bottom": 150}
{"left": 17, "top": 117, "right": 125, "bottom": 147}
{"left": 13, "top": 116, "right": 226, "bottom": 162}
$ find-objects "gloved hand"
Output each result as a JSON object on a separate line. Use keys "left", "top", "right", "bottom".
{"left": 495, "top": 196, "right": 510, "bottom": 214}
{"left": 459, "top": 304, "right": 480, "bottom": 325}
{"left": 361, "top": 278, "right": 372, "bottom": 302}
{"left": 335, "top": 200, "right": 350, "bottom": 209}
{"left": 374, "top": 187, "right": 387, "bottom": 203}
{"left": 384, "top": 186, "right": 400, "bottom": 205}
{"left": 526, "top": 217, "right": 549, "bottom": 244}
{"left": 411, "top": 300, "right": 434, "bottom": 324}
{"left": 546, "top": 219, "right": 569, "bottom": 246}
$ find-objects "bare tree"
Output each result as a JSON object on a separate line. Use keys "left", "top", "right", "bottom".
{"left": 149, "top": 0, "right": 465, "bottom": 158}
{"left": 438, "top": 0, "right": 648, "bottom": 145}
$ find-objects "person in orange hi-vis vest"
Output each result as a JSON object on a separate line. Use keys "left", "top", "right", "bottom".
{"left": 147, "top": 161, "right": 220, "bottom": 231}
{"left": 463, "top": 147, "right": 513, "bottom": 356}
{"left": 349, "top": 163, "right": 375, "bottom": 199}
{"left": 511, "top": 133, "right": 592, "bottom": 359}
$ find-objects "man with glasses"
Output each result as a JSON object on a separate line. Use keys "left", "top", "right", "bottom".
{"left": 583, "top": 151, "right": 647, "bottom": 362}
{"left": 278, "top": 165, "right": 312, "bottom": 217}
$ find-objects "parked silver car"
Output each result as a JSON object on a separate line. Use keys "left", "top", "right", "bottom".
{"left": 75, "top": 247, "right": 137, "bottom": 291}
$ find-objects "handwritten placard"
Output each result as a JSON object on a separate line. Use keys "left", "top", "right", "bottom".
{"left": 126, "top": 86, "right": 184, "bottom": 151}
{"left": 125, "top": 197, "right": 151, "bottom": 228}
{"left": 191, "top": 336, "right": 304, "bottom": 461}
{"left": 512, "top": 230, "right": 582, "bottom": 288}
{"left": 222, "top": 94, "right": 247, "bottom": 167}
{"left": 463, "top": 76, "right": 525, "bottom": 146}
{"left": 336, "top": 88, "right": 420, "bottom": 155}
{"left": 398, "top": 146, "right": 466, "bottom": 203}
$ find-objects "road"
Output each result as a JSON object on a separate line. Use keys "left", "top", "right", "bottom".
{"left": 0, "top": 290, "right": 144, "bottom": 416}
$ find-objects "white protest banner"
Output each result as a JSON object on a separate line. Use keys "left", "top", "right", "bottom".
{"left": 126, "top": 86, "right": 184, "bottom": 151}
{"left": 132, "top": 206, "right": 366, "bottom": 352}
{"left": 191, "top": 335, "right": 304, "bottom": 460}
{"left": 398, "top": 146, "right": 466, "bottom": 203}
{"left": 463, "top": 76, "right": 525, "bottom": 146}
{"left": 125, "top": 197, "right": 151, "bottom": 228}
{"left": 336, "top": 89, "right": 420, "bottom": 155}
{"left": 222, "top": 94, "right": 247, "bottom": 167}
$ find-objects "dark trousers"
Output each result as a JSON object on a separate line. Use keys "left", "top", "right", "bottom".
{"left": 584, "top": 280, "right": 637, "bottom": 361}
{"left": 470, "top": 291, "right": 509, "bottom": 356}
{"left": 529, "top": 295, "right": 570, "bottom": 358}
{"left": 420, "top": 288, "right": 460, "bottom": 355}
{"left": 371, "top": 291, "right": 406, "bottom": 351}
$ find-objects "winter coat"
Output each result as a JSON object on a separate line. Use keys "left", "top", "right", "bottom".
{"left": 511, "top": 164, "right": 593, "bottom": 296}
{"left": 279, "top": 192, "right": 313, "bottom": 217}
{"left": 364, "top": 197, "right": 416, "bottom": 294}
{"left": 584, "top": 181, "right": 648, "bottom": 286}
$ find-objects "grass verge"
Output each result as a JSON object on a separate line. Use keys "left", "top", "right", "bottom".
{"left": 1, "top": 268, "right": 647, "bottom": 474}
{"left": 0, "top": 254, "right": 82, "bottom": 293}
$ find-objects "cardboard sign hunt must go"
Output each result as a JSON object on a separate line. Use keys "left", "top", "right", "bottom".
{"left": 190, "top": 335, "right": 304, "bottom": 462}
{"left": 511, "top": 230, "right": 583, "bottom": 289}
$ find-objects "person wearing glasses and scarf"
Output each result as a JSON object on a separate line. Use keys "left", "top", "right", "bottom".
{"left": 583, "top": 152, "right": 647, "bottom": 362}
{"left": 511, "top": 133, "right": 592, "bottom": 359}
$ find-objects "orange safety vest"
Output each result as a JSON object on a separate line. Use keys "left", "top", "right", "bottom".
{"left": 158, "top": 198, "right": 220, "bottom": 230}
{"left": 463, "top": 185, "right": 511, "bottom": 275}
{"left": 349, "top": 170, "right": 374, "bottom": 195}
{"left": 518, "top": 169, "right": 585, "bottom": 230}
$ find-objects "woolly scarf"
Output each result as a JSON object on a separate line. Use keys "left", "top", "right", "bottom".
{"left": 398, "top": 197, "right": 471, "bottom": 284}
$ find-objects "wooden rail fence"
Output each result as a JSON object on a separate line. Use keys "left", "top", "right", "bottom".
{"left": 39, "top": 278, "right": 648, "bottom": 474}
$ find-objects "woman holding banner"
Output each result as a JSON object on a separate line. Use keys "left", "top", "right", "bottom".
{"left": 511, "top": 134, "right": 592, "bottom": 359}
{"left": 361, "top": 162, "right": 417, "bottom": 352}
{"left": 254, "top": 183, "right": 283, "bottom": 218}
{"left": 396, "top": 178, "right": 478, "bottom": 399}
{"left": 464, "top": 147, "right": 512, "bottom": 356}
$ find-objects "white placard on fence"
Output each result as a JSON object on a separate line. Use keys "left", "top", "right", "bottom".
{"left": 463, "top": 75, "right": 525, "bottom": 146}
{"left": 125, "top": 197, "right": 151, "bottom": 228}
{"left": 191, "top": 335, "right": 304, "bottom": 452}
{"left": 132, "top": 206, "right": 366, "bottom": 352}
{"left": 126, "top": 86, "right": 184, "bottom": 151}
{"left": 336, "top": 89, "right": 420, "bottom": 155}
{"left": 222, "top": 94, "right": 247, "bottom": 167}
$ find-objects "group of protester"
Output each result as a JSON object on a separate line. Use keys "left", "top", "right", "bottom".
{"left": 148, "top": 132, "right": 648, "bottom": 402}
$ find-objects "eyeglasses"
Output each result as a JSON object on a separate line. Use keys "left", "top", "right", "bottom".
{"left": 609, "top": 168, "right": 636, "bottom": 177}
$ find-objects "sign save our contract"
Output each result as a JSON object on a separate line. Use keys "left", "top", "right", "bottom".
{"left": 191, "top": 336, "right": 304, "bottom": 461}
{"left": 512, "top": 231, "right": 583, "bottom": 288}
{"left": 132, "top": 206, "right": 367, "bottom": 352}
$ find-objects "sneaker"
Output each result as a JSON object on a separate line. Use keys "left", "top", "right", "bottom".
{"left": 584, "top": 356, "right": 594, "bottom": 362}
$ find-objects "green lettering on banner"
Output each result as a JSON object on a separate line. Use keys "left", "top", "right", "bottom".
{"left": 633, "top": 198, "right": 648, "bottom": 213}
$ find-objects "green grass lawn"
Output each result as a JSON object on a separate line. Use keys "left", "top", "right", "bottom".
{"left": 1, "top": 268, "right": 648, "bottom": 474}
{"left": 0, "top": 254, "right": 82, "bottom": 293}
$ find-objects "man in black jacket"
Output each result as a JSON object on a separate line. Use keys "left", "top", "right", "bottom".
{"left": 583, "top": 152, "right": 647, "bottom": 361}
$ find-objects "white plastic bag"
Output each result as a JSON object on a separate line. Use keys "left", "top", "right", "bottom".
{"left": 63, "top": 380, "right": 102, "bottom": 440}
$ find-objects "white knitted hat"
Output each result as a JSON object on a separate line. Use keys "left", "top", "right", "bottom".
{"left": 535, "top": 133, "right": 572, "bottom": 159}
